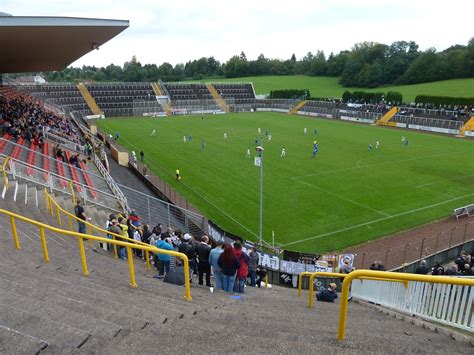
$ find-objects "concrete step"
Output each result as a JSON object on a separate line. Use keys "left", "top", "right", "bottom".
{"left": 0, "top": 325, "right": 48, "bottom": 354}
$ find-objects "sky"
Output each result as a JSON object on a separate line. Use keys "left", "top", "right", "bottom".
{"left": 2, "top": 0, "right": 473, "bottom": 68}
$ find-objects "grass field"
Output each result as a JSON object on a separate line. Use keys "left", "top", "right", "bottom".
{"left": 97, "top": 113, "right": 474, "bottom": 253}
{"left": 207, "top": 76, "right": 474, "bottom": 102}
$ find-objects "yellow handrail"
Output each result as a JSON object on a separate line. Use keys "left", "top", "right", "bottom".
{"left": 0, "top": 207, "right": 192, "bottom": 301}
{"left": 337, "top": 270, "right": 474, "bottom": 341}
{"left": 1, "top": 156, "right": 10, "bottom": 190}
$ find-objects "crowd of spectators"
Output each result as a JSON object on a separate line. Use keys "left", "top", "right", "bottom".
{"left": 102, "top": 209, "right": 266, "bottom": 294}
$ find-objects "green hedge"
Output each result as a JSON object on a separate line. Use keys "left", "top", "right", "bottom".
{"left": 414, "top": 95, "right": 474, "bottom": 107}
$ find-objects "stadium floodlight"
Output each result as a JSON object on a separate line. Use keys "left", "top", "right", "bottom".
{"left": 255, "top": 146, "right": 264, "bottom": 250}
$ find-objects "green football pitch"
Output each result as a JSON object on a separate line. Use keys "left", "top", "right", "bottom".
{"left": 97, "top": 113, "right": 474, "bottom": 253}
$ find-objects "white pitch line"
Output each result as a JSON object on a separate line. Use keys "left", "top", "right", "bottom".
{"left": 292, "top": 150, "right": 463, "bottom": 180}
{"left": 416, "top": 173, "right": 474, "bottom": 189}
{"left": 293, "top": 177, "right": 391, "bottom": 217}
{"left": 280, "top": 192, "right": 474, "bottom": 248}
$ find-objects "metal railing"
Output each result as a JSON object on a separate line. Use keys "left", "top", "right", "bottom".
{"left": 351, "top": 276, "right": 474, "bottom": 332}
{"left": 337, "top": 270, "right": 474, "bottom": 341}
{"left": 0, "top": 201, "right": 192, "bottom": 301}
{"left": 1, "top": 154, "right": 123, "bottom": 213}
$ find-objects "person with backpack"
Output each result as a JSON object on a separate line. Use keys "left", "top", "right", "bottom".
{"left": 233, "top": 242, "right": 249, "bottom": 293}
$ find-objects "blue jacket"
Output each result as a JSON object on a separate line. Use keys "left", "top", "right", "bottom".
{"left": 156, "top": 239, "right": 173, "bottom": 261}
{"left": 209, "top": 247, "right": 224, "bottom": 271}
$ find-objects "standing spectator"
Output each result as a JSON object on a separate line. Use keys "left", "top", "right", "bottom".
{"left": 316, "top": 283, "right": 338, "bottom": 303}
{"left": 339, "top": 258, "right": 354, "bottom": 301}
{"left": 218, "top": 244, "right": 241, "bottom": 293}
{"left": 415, "top": 260, "right": 430, "bottom": 274}
{"left": 139, "top": 150, "right": 144, "bottom": 162}
{"left": 178, "top": 233, "right": 197, "bottom": 281}
{"left": 209, "top": 241, "right": 224, "bottom": 290}
{"left": 117, "top": 217, "right": 129, "bottom": 260}
{"left": 248, "top": 247, "right": 259, "bottom": 287}
{"left": 233, "top": 242, "right": 249, "bottom": 293}
{"left": 104, "top": 213, "right": 116, "bottom": 250}
{"left": 128, "top": 209, "right": 140, "bottom": 227}
{"left": 141, "top": 224, "right": 152, "bottom": 244}
{"left": 156, "top": 234, "right": 173, "bottom": 278}
{"left": 455, "top": 251, "right": 471, "bottom": 274}
{"left": 74, "top": 199, "right": 90, "bottom": 234}
{"left": 107, "top": 219, "right": 122, "bottom": 254}
{"left": 196, "top": 235, "right": 212, "bottom": 287}
{"left": 133, "top": 225, "right": 143, "bottom": 258}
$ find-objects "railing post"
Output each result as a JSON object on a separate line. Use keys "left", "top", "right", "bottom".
{"left": 384, "top": 248, "right": 391, "bottom": 268}
{"left": 145, "top": 250, "right": 151, "bottom": 270}
{"left": 56, "top": 205, "right": 61, "bottom": 226}
{"left": 360, "top": 252, "right": 367, "bottom": 270}
{"left": 87, "top": 224, "right": 93, "bottom": 247}
{"left": 78, "top": 236, "right": 89, "bottom": 276}
{"left": 10, "top": 216, "right": 20, "bottom": 249}
{"left": 462, "top": 222, "right": 469, "bottom": 247}
{"left": 39, "top": 227, "right": 49, "bottom": 262}
{"left": 419, "top": 237, "right": 427, "bottom": 259}
{"left": 182, "top": 255, "right": 192, "bottom": 301}
{"left": 113, "top": 235, "right": 118, "bottom": 258}
{"left": 308, "top": 274, "right": 316, "bottom": 308}
{"left": 68, "top": 215, "right": 73, "bottom": 231}
{"left": 127, "top": 246, "right": 138, "bottom": 288}
{"left": 434, "top": 232, "right": 441, "bottom": 253}
{"left": 265, "top": 273, "right": 269, "bottom": 289}
{"left": 402, "top": 243, "right": 410, "bottom": 271}
{"left": 448, "top": 227, "right": 456, "bottom": 257}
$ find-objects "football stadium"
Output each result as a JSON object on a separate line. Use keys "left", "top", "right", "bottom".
{"left": 0, "top": 3, "right": 473, "bottom": 353}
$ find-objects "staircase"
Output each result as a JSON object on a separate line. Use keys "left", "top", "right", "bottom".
{"left": 151, "top": 82, "right": 172, "bottom": 115}
{"left": 460, "top": 116, "right": 474, "bottom": 136}
{"left": 77, "top": 83, "right": 102, "bottom": 116}
{"left": 206, "top": 83, "right": 230, "bottom": 113}
{"left": 290, "top": 100, "right": 308, "bottom": 114}
{"left": 377, "top": 106, "right": 399, "bottom": 126}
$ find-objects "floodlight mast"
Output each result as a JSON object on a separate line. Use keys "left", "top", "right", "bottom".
{"left": 255, "top": 146, "right": 264, "bottom": 250}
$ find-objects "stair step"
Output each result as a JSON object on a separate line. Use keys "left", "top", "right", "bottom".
{"left": 0, "top": 325, "right": 49, "bottom": 354}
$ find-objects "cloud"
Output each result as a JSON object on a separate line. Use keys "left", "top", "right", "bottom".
{"left": 2, "top": 0, "right": 473, "bottom": 68}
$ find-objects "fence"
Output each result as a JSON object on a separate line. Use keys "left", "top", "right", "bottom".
{"left": 352, "top": 276, "right": 474, "bottom": 332}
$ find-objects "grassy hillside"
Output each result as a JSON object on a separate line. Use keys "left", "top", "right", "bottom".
{"left": 207, "top": 76, "right": 474, "bottom": 102}
{"left": 97, "top": 113, "right": 474, "bottom": 253}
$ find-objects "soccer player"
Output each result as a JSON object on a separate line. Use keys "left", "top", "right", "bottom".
{"left": 115, "top": 131, "right": 120, "bottom": 141}
{"left": 151, "top": 129, "right": 156, "bottom": 136}
{"left": 304, "top": 127, "right": 307, "bottom": 135}
{"left": 258, "top": 127, "right": 261, "bottom": 134}
{"left": 375, "top": 141, "right": 380, "bottom": 150}
{"left": 224, "top": 132, "right": 227, "bottom": 140}
{"left": 201, "top": 140, "right": 206, "bottom": 151}
{"left": 188, "top": 135, "right": 192, "bottom": 141}
{"left": 246, "top": 147, "right": 251, "bottom": 159}
{"left": 401, "top": 136, "right": 406, "bottom": 144}
{"left": 140, "top": 150, "right": 144, "bottom": 162}
{"left": 403, "top": 138, "right": 409, "bottom": 146}
{"left": 176, "top": 168, "right": 180, "bottom": 182}
{"left": 183, "top": 135, "right": 187, "bottom": 143}
{"left": 255, "top": 137, "right": 259, "bottom": 145}
{"left": 312, "top": 141, "right": 319, "bottom": 158}
{"left": 268, "top": 134, "right": 272, "bottom": 142}
{"left": 281, "top": 147, "right": 286, "bottom": 157}
{"left": 265, "top": 128, "right": 269, "bottom": 136}
{"left": 368, "top": 144, "right": 373, "bottom": 151}
{"left": 314, "top": 128, "right": 318, "bottom": 136}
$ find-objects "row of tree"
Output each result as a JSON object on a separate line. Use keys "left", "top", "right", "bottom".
{"left": 43, "top": 39, "right": 474, "bottom": 88}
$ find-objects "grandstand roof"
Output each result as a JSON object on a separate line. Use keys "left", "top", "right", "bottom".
{"left": 0, "top": 16, "right": 129, "bottom": 73}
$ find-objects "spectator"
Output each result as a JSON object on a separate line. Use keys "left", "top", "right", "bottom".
{"left": 455, "top": 251, "right": 471, "bottom": 274}
{"left": 178, "top": 233, "right": 197, "bottom": 281}
{"left": 445, "top": 265, "right": 460, "bottom": 276}
{"left": 128, "top": 209, "right": 140, "bottom": 227}
{"left": 248, "top": 247, "right": 259, "bottom": 287}
{"left": 415, "top": 260, "right": 430, "bottom": 275}
{"left": 339, "top": 259, "right": 354, "bottom": 274}
{"left": 107, "top": 219, "right": 122, "bottom": 252}
{"left": 209, "top": 241, "right": 224, "bottom": 290}
{"left": 141, "top": 224, "right": 152, "bottom": 245}
{"left": 196, "top": 235, "right": 212, "bottom": 287}
{"left": 217, "top": 244, "right": 241, "bottom": 293}
{"left": 155, "top": 234, "right": 173, "bottom": 278}
{"left": 316, "top": 283, "right": 338, "bottom": 303}
{"left": 74, "top": 199, "right": 90, "bottom": 234}
{"left": 117, "top": 217, "right": 128, "bottom": 260}
{"left": 233, "top": 242, "right": 249, "bottom": 293}
{"left": 256, "top": 267, "right": 267, "bottom": 288}
{"left": 431, "top": 262, "right": 445, "bottom": 275}
{"left": 369, "top": 260, "right": 386, "bottom": 271}
{"left": 133, "top": 225, "right": 143, "bottom": 258}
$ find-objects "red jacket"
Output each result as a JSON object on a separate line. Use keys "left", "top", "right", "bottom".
{"left": 234, "top": 249, "right": 250, "bottom": 278}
